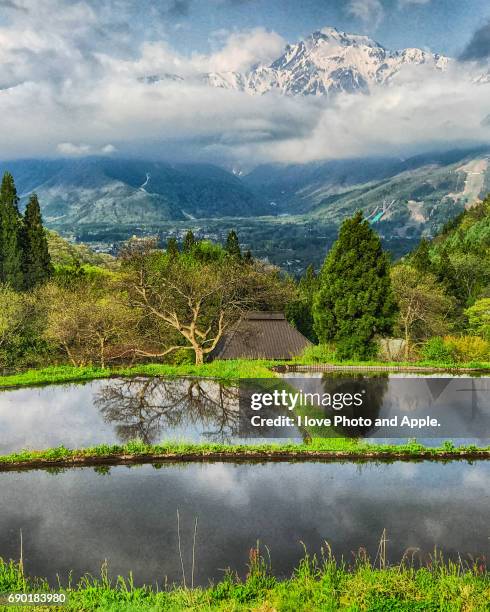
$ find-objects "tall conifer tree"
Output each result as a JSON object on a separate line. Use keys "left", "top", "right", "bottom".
{"left": 166, "top": 237, "right": 179, "bottom": 258}
{"left": 0, "top": 172, "right": 23, "bottom": 289}
{"left": 21, "top": 194, "right": 53, "bottom": 289}
{"left": 225, "top": 230, "right": 242, "bottom": 259}
{"left": 183, "top": 230, "right": 196, "bottom": 253}
{"left": 313, "top": 211, "right": 397, "bottom": 359}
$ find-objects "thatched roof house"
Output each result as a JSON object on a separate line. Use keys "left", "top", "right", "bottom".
{"left": 211, "top": 312, "right": 312, "bottom": 360}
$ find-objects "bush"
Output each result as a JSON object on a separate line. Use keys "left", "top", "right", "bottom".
{"left": 296, "top": 343, "right": 336, "bottom": 364}
{"left": 443, "top": 335, "right": 490, "bottom": 362}
{"left": 420, "top": 337, "right": 456, "bottom": 363}
{"left": 421, "top": 336, "right": 490, "bottom": 363}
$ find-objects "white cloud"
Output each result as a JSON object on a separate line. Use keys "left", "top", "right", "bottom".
{"left": 399, "top": 0, "right": 432, "bottom": 6}
{"left": 346, "top": 0, "right": 384, "bottom": 28}
{"left": 57, "top": 142, "right": 117, "bottom": 156}
{"left": 195, "top": 27, "right": 286, "bottom": 73}
{"left": 0, "top": 0, "right": 489, "bottom": 167}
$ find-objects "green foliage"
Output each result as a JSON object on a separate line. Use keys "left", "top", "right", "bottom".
{"left": 165, "top": 236, "right": 179, "bottom": 258}
{"left": 465, "top": 298, "right": 490, "bottom": 340}
{"left": 443, "top": 335, "right": 490, "bottom": 362}
{"left": 410, "top": 237, "right": 432, "bottom": 273}
{"left": 313, "top": 212, "right": 397, "bottom": 360}
{"left": 0, "top": 172, "right": 23, "bottom": 289}
{"left": 182, "top": 229, "right": 196, "bottom": 253}
{"left": 21, "top": 194, "right": 53, "bottom": 289}
{"left": 416, "top": 195, "right": 490, "bottom": 311}
{"left": 225, "top": 229, "right": 242, "bottom": 259}
{"left": 421, "top": 337, "right": 456, "bottom": 363}
{"left": 1, "top": 544, "right": 490, "bottom": 611}
{"left": 287, "top": 264, "right": 319, "bottom": 342}
{"left": 295, "top": 343, "right": 336, "bottom": 364}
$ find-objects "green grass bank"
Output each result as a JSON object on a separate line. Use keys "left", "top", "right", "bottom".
{"left": 1, "top": 439, "right": 490, "bottom": 471}
{"left": 1, "top": 549, "right": 489, "bottom": 611}
{"left": 0, "top": 357, "right": 489, "bottom": 390}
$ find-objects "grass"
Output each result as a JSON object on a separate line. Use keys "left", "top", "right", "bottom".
{"left": 1, "top": 544, "right": 489, "bottom": 611}
{"left": 0, "top": 360, "right": 276, "bottom": 389}
{"left": 1, "top": 355, "right": 489, "bottom": 391}
{"left": 1, "top": 439, "right": 489, "bottom": 470}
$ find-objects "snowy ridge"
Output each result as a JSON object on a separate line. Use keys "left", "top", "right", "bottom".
{"left": 201, "top": 26, "right": 450, "bottom": 96}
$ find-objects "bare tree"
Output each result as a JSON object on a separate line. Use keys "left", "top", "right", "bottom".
{"left": 120, "top": 238, "right": 293, "bottom": 364}
{"left": 95, "top": 377, "right": 241, "bottom": 443}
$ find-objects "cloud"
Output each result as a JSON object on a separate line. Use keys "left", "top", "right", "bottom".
{"left": 195, "top": 27, "right": 286, "bottom": 72}
{"left": 57, "top": 143, "right": 117, "bottom": 156}
{"left": 398, "top": 0, "right": 432, "bottom": 6}
{"left": 0, "top": 0, "right": 489, "bottom": 167}
{"left": 346, "top": 0, "right": 384, "bottom": 27}
{"left": 459, "top": 20, "right": 490, "bottom": 62}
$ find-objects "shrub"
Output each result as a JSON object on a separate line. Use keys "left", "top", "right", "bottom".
{"left": 421, "top": 336, "right": 490, "bottom": 363}
{"left": 296, "top": 343, "right": 337, "bottom": 364}
{"left": 420, "top": 337, "right": 456, "bottom": 363}
{"left": 443, "top": 335, "right": 490, "bottom": 362}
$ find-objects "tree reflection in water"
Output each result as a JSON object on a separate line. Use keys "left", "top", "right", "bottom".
{"left": 94, "top": 378, "right": 240, "bottom": 444}
{"left": 321, "top": 373, "right": 390, "bottom": 437}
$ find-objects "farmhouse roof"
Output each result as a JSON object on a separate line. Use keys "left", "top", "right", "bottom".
{"left": 211, "top": 311, "right": 312, "bottom": 360}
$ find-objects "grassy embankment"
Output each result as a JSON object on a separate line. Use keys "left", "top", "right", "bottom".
{"left": 1, "top": 439, "right": 489, "bottom": 470}
{"left": 1, "top": 548, "right": 489, "bottom": 611}
{"left": 0, "top": 360, "right": 276, "bottom": 389}
{"left": 1, "top": 356, "right": 489, "bottom": 390}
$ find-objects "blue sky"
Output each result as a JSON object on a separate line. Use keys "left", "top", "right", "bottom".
{"left": 151, "top": 0, "right": 489, "bottom": 58}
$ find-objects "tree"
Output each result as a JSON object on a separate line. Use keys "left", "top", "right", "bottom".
{"left": 43, "top": 277, "right": 135, "bottom": 368}
{"left": 225, "top": 230, "right": 242, "bottom": 259}
{"left": 0, "top": 284, "right": 25, "bottom": 364}
{"left": 21, "top": 194, "right": 53, "bottom": 289}
{"left": 244, "top": 250, "right": 253, "bottom": 264}
{"left": 120, "top": 238, "right": 293, "bottom": 364}
{"left": 286, "top": 264, "right": 318, "bottom": 342}
{"left": 433, "top": 247, "right": 464, "bottom": 303}
{"left": 166, "top": 237, "right": 179, "bottom": 258}
{"left": 313, "top": 212, "right": 397, "bottom": 359}
{"left": 465, "top": 298, "right": 490, "bottom": 340}
{"left": 391, "top": 264, "right": 454, "bottom": 359}
{"left": 411, "top": 238, "right": 432, "bottom": 273}
{"left": 0, "top": 172, "right": 23, "bottom": 289}
{"left": 182, "top": 230, "right": 196, "bottom": 253}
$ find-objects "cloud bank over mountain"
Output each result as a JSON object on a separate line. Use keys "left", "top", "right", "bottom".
{"left": 0, "top": 0, "right": 489, "bottom": 165}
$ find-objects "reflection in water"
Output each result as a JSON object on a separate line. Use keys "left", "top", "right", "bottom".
{"left": 0, "top": 461, "right": 489, "bottom": 586}
{"left": 95, "top": 378, "right": 241, "bottom": 444}
{"left": 321, "top": 374, "right": 389, "bottom": 437}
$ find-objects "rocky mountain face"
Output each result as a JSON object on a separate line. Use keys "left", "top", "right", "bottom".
{"left": 202, "top": 26, "right": 450, "bottom": 96}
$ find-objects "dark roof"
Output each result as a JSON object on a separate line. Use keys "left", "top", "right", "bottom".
{"left": 211, "top": 311, "right": 312, "bottom": 360}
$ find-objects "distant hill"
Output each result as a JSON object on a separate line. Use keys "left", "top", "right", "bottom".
{"left": 0, "top": 158, "right": 267, "bottom": 226}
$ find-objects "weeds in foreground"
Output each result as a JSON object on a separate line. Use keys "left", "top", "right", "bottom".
{"left": 1, "top": 537, "right": 490, "bottom": 611}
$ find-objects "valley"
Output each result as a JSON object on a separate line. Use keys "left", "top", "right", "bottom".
{"left": 1, "top": 148, "right": 488, "bottom": 273}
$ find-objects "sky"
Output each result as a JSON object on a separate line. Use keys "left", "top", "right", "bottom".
{"left": 0, "top": 0, "right": 490, "bottom": 165}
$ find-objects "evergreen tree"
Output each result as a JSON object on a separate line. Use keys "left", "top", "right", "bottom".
{"left": 21, "top": 194, "right": 53, "bottom": 289}
{"left": 166, "top": 237, "right": 179, "bottom": 258}
{"left": 286, "top": 264, "right": 319, "bottom": 342}
{"left": 243, "top": 250, "right": 253, "bottom": 264}
{"left": 225, "top": 230, "right": 242, "bottom": 259}
{"left": 313, "top": 211, "right": 397, "bottom": 360}
{"left": 411, "top": 238, "right": 432, "bottom": 273}
{"left": 183, "top": 230, "right": 196, "bottom": 253}
{"left": 434, "top": 246, "right": 464, "bottom": 303}
{"left": 0, "top": 172, "right": 23, "bottom": 289}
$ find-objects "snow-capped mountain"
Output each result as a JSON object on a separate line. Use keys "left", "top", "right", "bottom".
{"left": 202, "top": 26, "right": 450, "bottom": 96}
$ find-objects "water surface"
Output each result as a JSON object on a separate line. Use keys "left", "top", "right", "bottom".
{"left": 0, "top": 461, "right": 488, "bottom": 586}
